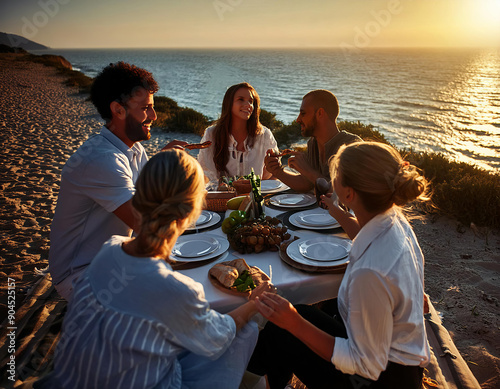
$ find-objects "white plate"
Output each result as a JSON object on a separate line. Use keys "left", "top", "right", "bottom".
{"left": 261, "top": 180, "right": 290, "bottom": 194}
{"left": 196, "top": 210, "right": 213, "bottom": 226}
{"left": 297, "top": 209, "right": 338, "bottom": 227}
{"left": 185, "top": 212, "right": 221, "bottom": 231}
{"left": 289, "top": 209, "right": 341, "bottom": 230}
{"left": 269, "top": 194, "right": 316, "bottom": 208}
{"left": 171, "top": 234, "right": 230, "bottom": 262}
{"left": 172, "top": 235, "right": 220, "bottom": 258}
{"left": 261, "top": 180, "right": 283, "bottom": 191}
{"left": 286, "top": 237, "right": 351, "bottom": 267}
{"left": 298, "top": 238, "right": 349, "bottom": 262}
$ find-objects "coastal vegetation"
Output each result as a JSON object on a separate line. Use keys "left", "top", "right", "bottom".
{"left": 268, "top": 115, "right": 500, "bottom": 230}
{"left": 154, "top": 96, "right": 211, "bottom": 135}
{"left": 24, "top": 52, "right": 94, "bottom": 94}
{"left": 26, "top": 52, "right": 500, "bottom": 230}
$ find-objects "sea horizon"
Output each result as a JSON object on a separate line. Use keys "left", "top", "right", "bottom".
{"left": 32, "top": 47, "right": 500, "bottom": 172}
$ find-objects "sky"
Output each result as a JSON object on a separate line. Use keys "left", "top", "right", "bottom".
{"left": 1, "top": 0, "right": 500, "bottom": 49}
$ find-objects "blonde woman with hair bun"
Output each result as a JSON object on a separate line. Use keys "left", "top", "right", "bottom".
{"left": 248, "top": 142, "right": 431, "bottom": 389}
{"left": 323, "top": 141, "right": 429, "bottom": 239}
{"left": 38, "top": 149, "right": 273, "bottom": 389}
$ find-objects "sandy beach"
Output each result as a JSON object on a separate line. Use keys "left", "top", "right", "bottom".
{"left": 0, "top": 54, "right": 498, "bottom": 388}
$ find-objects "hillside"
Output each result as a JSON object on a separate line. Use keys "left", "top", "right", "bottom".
{"left": 0, "top": 32, "right": 49, "bottom": 50}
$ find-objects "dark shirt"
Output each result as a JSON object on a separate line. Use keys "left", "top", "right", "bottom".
{"left": 305, "top": 131, "right": 362, "bottom": 178}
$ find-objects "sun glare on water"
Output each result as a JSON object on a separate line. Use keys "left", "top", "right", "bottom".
{"left": 434, "top": 49, "right": 500, "bottom": 170}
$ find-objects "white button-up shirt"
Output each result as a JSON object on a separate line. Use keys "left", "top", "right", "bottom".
{"left": 197, "top": 125, "right": 278, "bottom": 182}
{"left": 332, "top": 208, "right": 430, "bottom": 380}
{"left": 48, "top": 127, "right": 148, "bottom": 285}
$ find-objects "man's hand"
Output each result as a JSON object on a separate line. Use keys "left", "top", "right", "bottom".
{"left": 161, "top": 140, "right": 189, "bottom": 151}
{"left": 264, "top": 149, "right": 284, "bottom": 176}
{"left": 287, "top": 153, "right": 311, "bottom": 175}
{"left": 264, "top": 149, "right": 315, "bottom": 192}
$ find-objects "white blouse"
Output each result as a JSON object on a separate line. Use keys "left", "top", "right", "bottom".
{"left": 331, "top": 208, "right": 430, "bottom": 381}
{"left": 197, "top": 125, "right": 278, "bottom": 182}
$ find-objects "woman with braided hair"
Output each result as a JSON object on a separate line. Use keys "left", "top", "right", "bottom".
{"left": 248, "top": 142, "right": 431, "bottom": 389}
{"left": 37, "top": 149, "right": 273, "bottom": 389}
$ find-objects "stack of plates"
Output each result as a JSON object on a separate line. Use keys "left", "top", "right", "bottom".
{"left": 285, "top": 236, "right": 351, "bottom": 269}
{"left": 269, "top": 194, "right": 316, "bottom": 208}
{"left": 289, "top": 208, "right": 340, "bottom": 230}
{"left": 186, "top": 210, "right": 221, "bottom": 231}
{"left": 260, "top": 180, "right": 290, "bottom": 194}
{"left": 171, "top": 233, "right": 229, "bottom": 263}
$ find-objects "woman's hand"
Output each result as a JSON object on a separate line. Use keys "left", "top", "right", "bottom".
{"left": 321, "top": 194, "right": 360, "bottom": 239}
{"left": 254, "top": 292, "right": 299, "bottom": 331}
{"left": 249, "top": 281, "right": 276, "bottom": 301}
{"left": 320, "top": 192, "right": 336, "bottom": 210}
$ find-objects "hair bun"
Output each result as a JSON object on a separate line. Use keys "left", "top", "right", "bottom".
{"left": 392, "top": 164, "right": 428, "bottom": 206}
{"left": 330, "top": 142, "right": 429, "bottom": 213}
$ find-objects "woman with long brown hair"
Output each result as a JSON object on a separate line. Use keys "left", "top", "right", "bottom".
{"left": 198, "top": 82, "right": 278, "bottom": 182}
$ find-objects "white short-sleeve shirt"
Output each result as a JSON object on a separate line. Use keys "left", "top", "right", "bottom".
{"left": 48, "top": 127, "right": 148, "bottom": 285}
{"left": 197, "top": 125, "right": 278, "bottom": 182}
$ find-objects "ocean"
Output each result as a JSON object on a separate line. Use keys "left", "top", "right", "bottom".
{"left": 33, "top": 48, "right": 500, "bottom": 172}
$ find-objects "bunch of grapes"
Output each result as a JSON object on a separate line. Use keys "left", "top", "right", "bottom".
{"left": 227, "top": 216, "right": 292, "bottom": 254}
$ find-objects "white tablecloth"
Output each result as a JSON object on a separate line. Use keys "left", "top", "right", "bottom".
{"left": 177, "top": 205, "right": 348, "bottom": 313}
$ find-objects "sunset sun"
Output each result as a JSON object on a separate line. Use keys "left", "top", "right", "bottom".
{"left": 471, "top": 0, "right": 500, "bottom": 31}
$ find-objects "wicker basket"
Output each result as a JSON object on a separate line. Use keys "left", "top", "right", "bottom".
{"left": 205, "top": 191, "right": 237, "bottom": 212}
{"left": 231, "top": 180, "right": 252, "bottom": 196}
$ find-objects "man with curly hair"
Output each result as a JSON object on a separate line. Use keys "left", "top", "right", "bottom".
{"left": 48, "top": 62, "right": 184, "bottom": 300}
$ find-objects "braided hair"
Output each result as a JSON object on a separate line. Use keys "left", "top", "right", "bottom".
{"left": 131, "top": 149, "right": 205, "bottom": 258}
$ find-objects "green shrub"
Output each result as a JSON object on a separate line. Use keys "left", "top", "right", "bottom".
{"left": 27, "top": 54, "right": 93, "bottom": 94}
{"left": 61, "top": 68, "right": 93, "bottom": 94}
{"left": 338, "top": 121, "right": 389, "bottom": 144}
{"left": 432, "top": 174, "right": 499, "bottom": 229}
{"left": 166, "top": 107, "right": 210, "bottom": 136}
{"left": 260, "top": 109, "right": 284, "bottom": 131}
{"left": 153, "top": 96, "right": 180, "bottom": 128}
{"left": 154, "top": 95, "right": 180, "bottom": 115}
{"left": 402, "top": 150, "right": 500, "bottom": 229}
{"left": 272, "top": 121, "right": 302, "bottom": 147}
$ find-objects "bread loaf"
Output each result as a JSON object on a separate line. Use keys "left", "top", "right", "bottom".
{"left": 208, "top": 264, "right": 238, "bottom": 287}
{"left": 225, "top": 258, "right": 251, "bottom": 275}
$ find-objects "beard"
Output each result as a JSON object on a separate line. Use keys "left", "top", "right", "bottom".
{"left": 125, "top": 115, "right": 151, "bottom": 143}
{"left": 301, "top": 116, "right": 317, "bottom": 137}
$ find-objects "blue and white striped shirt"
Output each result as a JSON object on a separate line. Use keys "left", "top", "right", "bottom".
{"left": 37, "top": 235, "right": 236, "bottom": 388}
